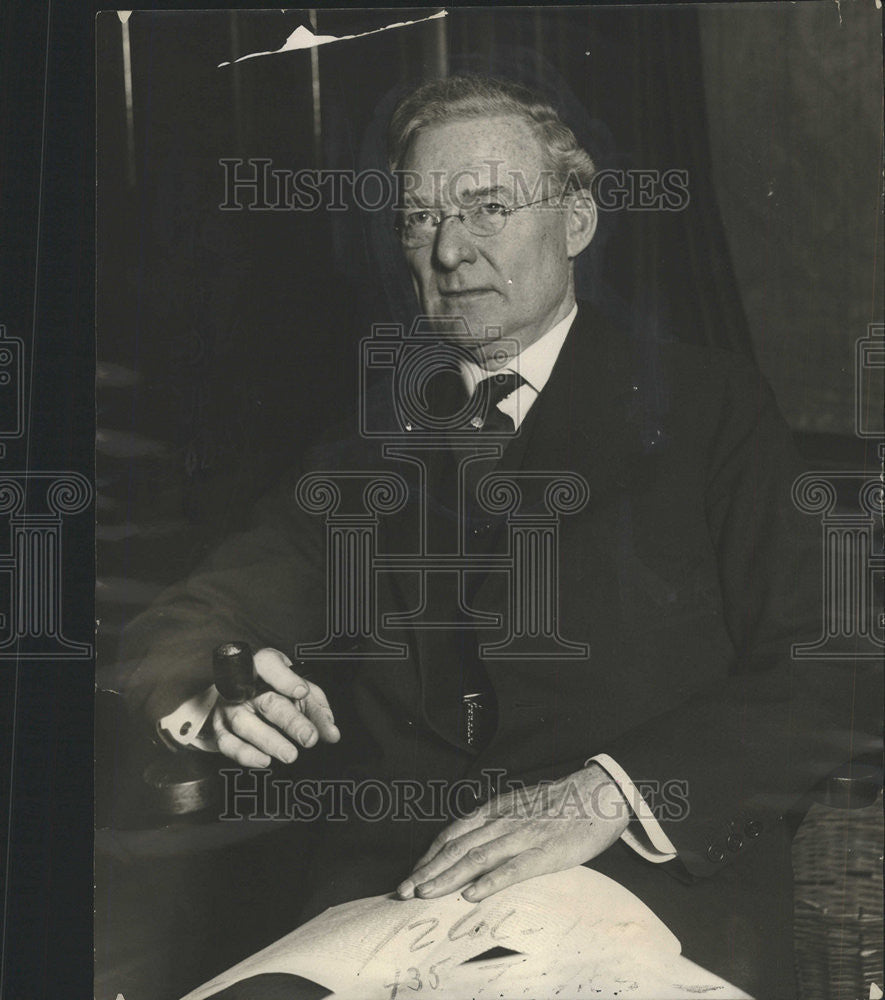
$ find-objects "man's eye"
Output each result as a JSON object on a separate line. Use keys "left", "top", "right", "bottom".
{"left": 405, "top": 210, "right": 434, "bottom": 227}
{"left": 477, "top": 202, "right": 509, "bottom": 216}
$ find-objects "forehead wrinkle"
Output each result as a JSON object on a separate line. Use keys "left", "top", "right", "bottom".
{"left": 402, "top": 116, "right": 547, "bottom": 201}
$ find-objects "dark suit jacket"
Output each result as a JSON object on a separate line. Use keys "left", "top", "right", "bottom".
{"left": 122, "top": 302, "right": 881, "bottom": 996}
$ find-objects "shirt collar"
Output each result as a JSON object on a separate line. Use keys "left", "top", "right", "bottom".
{"left": 459, "top": 303, "right": 578, "bottom": 396}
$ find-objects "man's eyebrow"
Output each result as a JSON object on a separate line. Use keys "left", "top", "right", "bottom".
{"left": 402, "top": 184, "right": 514, "bottom": 209}
{"left": 460, "top": 184, "right": 512, "bottom": 201}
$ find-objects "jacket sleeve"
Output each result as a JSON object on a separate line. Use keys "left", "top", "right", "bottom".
{"left": 596, "top": 360, "right": 883, "bottom": 878}
{"left": 121, "top": 466, "right": 328, "bottom": 730}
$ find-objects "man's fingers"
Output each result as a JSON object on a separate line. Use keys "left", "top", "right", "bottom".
{"left": 412, "top": 832, "right": 521, "bottom": 899}
{"left": 398, "top": 817, "right": 502, "bottom": 898}
{"left": 411, "top": 811, "right": 488, "bottom": 872}
{"left": 225, "top": 705, "right": 300, "bottom": 764}
{"left": 212, "top": 713, "right": 271, "bottom": 768}
{"left": 461, "top": 847, "right": 549, "bottom": 902}
{"left": 253, "top": 647, "right": 309, "bottom": 699}
{"left": 253, "top": 690, "right": 318, "bottom": 747}
{"left": 211, "top": 648, "right": 340, "bottom": 763}
{"left": 301, "top": 685, "right": 341, "bottom": 743}
{"left": 253, "top": 649, "right": 340, "bottom": 743}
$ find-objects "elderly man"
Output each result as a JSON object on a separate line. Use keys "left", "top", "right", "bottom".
{"left": 123, "top": 75, "right": 880, "bottom": 999}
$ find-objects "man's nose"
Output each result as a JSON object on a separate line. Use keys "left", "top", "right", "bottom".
{"left": 433, "top": 215, "right": 478, "bottom": 269}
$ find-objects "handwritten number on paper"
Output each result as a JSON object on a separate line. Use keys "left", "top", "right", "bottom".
{"left": 384, "top": 970, "right": 401, "bottom": 998}
{"left": 448, "top": 910, "right": 488, "bottom": 942}
{"left": 490, "top": 908, "right": 516, "bottom": 940}
{"left": 427, "top": 963, "right": 441, "bottom": 989}
{"left": 408, "top": 917, "right": 439, "bottom": 952}
{"left": 491, "top": 961, "right": 520, "bottom": 983}
{"left": 386, "top": 961, "right": 450, "bottom": 997}
{"left": 427, "top": 959, "right": 449, "bottom": 988}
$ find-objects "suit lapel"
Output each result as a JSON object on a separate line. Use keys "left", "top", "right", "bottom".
{"left": 382, "top": 303, "right": 664, "bottom": 752}
{"left": 470, "top": 304, "right": 663, "bottom": 708}
{"left": 514, "top": 302, "right": 652, "bottom": 495}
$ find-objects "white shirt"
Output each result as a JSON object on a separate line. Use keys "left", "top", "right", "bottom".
{"left": 160, "top": 300, "right": 677, "bottom": 862}
{"left": 459, "top": 304, "right": 577, "bottom": 429}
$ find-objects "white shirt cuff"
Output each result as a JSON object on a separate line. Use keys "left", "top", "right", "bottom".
{"left": 158, "top": 685, "right": 220, "bottom": 752}
{"left": 586, "top": 753, "right": 678, "bottom": 863}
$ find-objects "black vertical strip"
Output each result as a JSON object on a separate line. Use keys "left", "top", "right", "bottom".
{"left": 0, "top": 0, "right": 94, "bottom": 996}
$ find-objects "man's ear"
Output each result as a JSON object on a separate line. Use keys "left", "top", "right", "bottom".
{"left": 564, "top": 190, "right": 597, "bottom": 259}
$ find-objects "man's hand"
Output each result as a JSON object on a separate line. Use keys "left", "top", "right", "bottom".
{"left": 210, "top": 647, "right": 340, "bottom": 767}
{"left": 396, "top": 764, "right": 630, "bottom": 903}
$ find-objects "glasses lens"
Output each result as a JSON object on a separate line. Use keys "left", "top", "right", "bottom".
{"left": 396, "top": 204, "right": 510, "bottom": 246}
{"left": 463, "top": 203, "right": 508, "bottom": 237}
{"left": 398, "top": 210, "right": 436, "bottom": 247}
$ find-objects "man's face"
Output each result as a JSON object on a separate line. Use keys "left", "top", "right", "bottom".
{"left": 399, "top": 116, "right": 583, "bottom": 365}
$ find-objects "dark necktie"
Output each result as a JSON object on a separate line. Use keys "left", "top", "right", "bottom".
{"left": 460, "top": 370, "right": 526, "bottom": 532}
{"left": 470, "top": 371, "right": 526, "bottom": 433}
{"left": 444, "top": 372, "right": 525, "bottom": 750}
{"left": 422, "top": 372, "right": 526, "bottom": 754}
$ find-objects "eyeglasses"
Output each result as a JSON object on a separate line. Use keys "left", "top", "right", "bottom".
{"left": 394, "top": 196, "right": 561, "bottom": 248}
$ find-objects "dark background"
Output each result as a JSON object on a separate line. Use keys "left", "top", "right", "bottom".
{"left": 94, "top": 5, "right": 883, "bottom": 696}
{"left": 0, "top": 3, "right": 881, "bottom": 999}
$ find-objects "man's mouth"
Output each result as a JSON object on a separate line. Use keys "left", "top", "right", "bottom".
{"left": 437, "top": 287, "right": 497, "bottom": 300}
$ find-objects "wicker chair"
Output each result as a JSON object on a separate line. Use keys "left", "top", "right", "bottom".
{"left": 792, "top": 764, "right": 884, "bottom": 1000}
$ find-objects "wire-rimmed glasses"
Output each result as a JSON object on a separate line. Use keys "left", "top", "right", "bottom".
{"left": 394, "top": 195, "right": 561, "bottom": 248}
